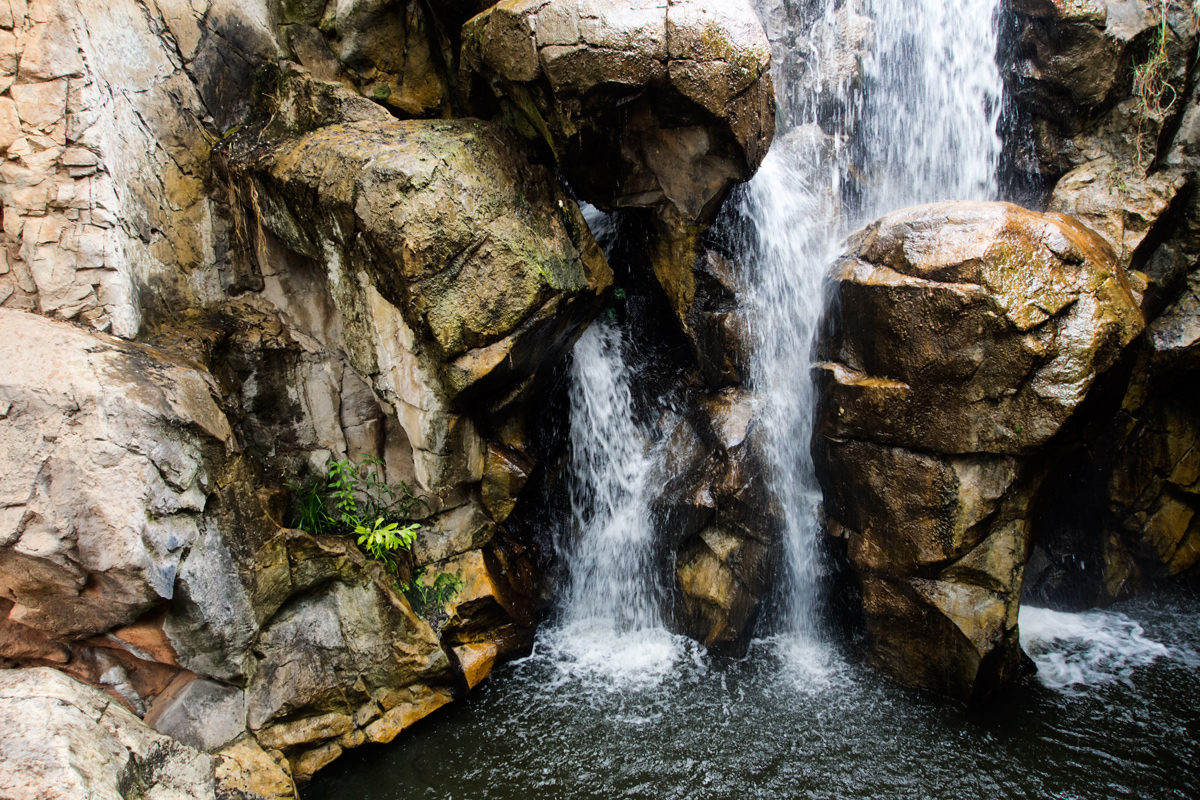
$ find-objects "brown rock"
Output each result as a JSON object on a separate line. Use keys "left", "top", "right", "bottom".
{"left": 817, "top": 201, "right": 1144, "bottom": 456}
{"left": 815, "top": 201, "right": 1146, "bottom": 700}
{"left": 362, "top": 685, "right": 452, "bottom": 744}
{"left": 215, "top": 736, "right": 299, "bottom": 800}
{"left": 452, "top": 641, "right": 497, "bottom": 690}
{"left": 0, "top": 309, "right": 233, "bottom": 641}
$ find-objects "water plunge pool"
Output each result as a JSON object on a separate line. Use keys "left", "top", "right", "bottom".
{"left": 306, "top": 590, "right": 1199, "bottom": 800}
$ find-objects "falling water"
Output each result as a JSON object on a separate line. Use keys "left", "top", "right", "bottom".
{"left": 561, "top": 320, "right": 658, "bottom": 629}
{"left": 738, "top": 0, "right": 1005, "bottom": 638}
{"left": 548, "top": 0, "right": 1007, "bottom": 666}
{"left": 307, "top": 3, "right": 1200, "bottom": 795}
{"left": 551, "top": 313, "right": 683, "bottom": 684}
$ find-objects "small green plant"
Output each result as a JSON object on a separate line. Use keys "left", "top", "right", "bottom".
{"left": 355, "top": 517, "right": 419, "bottom": 573}
{"left": 401, "top": 568, "right": 465, "bottom": 626}
{"left": 1131, "top": 1, "right": 1178, "bottom": 164}
{"left": 285, "top": 480, "right": 335, "bottom": 535}
{"left": 286, "top": 455, "right": 427, "bottom": 575}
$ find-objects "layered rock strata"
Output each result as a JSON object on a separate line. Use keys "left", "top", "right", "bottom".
{"left": 0, "top": 0, "right": 778, "bottom": 784}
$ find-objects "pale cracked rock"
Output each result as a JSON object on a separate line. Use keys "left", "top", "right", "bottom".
{"left": 462, "top": 0, "right": 775, "bottom": 222}
{"left": 0, "top": 308, "right": 233, "bottom": 640}
{"left": 0, "top": 667, "right": 217, "bottom": 800}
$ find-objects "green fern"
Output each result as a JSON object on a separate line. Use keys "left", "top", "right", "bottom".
{"left": 286, "top": 455, "right": 428, "bottom": 576}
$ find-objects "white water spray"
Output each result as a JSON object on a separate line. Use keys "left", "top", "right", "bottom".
{"left": 741, "top": 0, "right": 1005, "bottom": 637}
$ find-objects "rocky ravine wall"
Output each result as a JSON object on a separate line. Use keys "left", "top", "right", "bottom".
{"left": 0, "top": 0, "right": 775, "bottom": 796}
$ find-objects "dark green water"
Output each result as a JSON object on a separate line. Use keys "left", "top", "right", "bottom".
{"left": 306, "top": 591, "right": 1200, "bottom": 800}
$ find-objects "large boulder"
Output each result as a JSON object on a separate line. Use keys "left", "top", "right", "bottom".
{"left": 461, "top": 0, "right": 774, "bottom": 224}
{"left": 814, "top": 201, "right": 1143, "bottom": 700}
{"left": 0, "top": 667, "right": 224, "bottom": 800}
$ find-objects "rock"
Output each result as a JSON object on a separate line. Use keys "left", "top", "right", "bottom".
{"left": 1103, "top": 281, "right": 1200, "bottom": 587}
{"left": 463, "top": 0, "right": 773, "bottom": 222}
{"left": 431, "top": 547, "right": 537, "bottom": 654}
{"left": 814, "top": 201, "right": 1144, "bottom": 700}
{"left": 220, "top": 66, "right": 611, "bottom": 513}
{"left": 0, "top": 0, "right": 283, "bottom": 336}
{"left": 285, "top": 0, "right": 449, "bottom": 117}
{"left": 654, "top": 388, "right": 780, "bottom": 653}
{"left": 1048, "top": 156, "right": 1191, "bottom": 273}
{"left": 214, "top": 736, "right": 298, "bottom": 800}
{"left": 0, "top": 667, "right": 219, "bottom": 800}
{"left": 816, "top": 201, "right": 1143, "bottom": 456}
{"left": 361, "top": 685, "right": 452, "bottom": 745}
{"left": 452, "top": 641, "right": 497, "bottom": 690}
{"left": 143, "top": 676, "right": 247, "bottom": 753}
{"left": 0, "top": 309, "right": 233, "bottom": 641}
{"left": 241, "top": 540, "right": 451, "bottom": 733}
{"left": 1000, "top": 0, "right": 1198, "bottom": 180}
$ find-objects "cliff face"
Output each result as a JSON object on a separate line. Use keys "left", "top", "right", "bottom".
{"left": 0, "top": 0, "right": 774, "bottom": 793}
{"left": 999, "top": 0, "right": 1200, "bottom": 605}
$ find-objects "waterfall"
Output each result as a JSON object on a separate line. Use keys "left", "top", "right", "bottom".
{"left": 551, "top": 313, "right": 684, "bottom": 684}
{"left": 738, "top": 0, "right": 1005, "bottom": 637}
{"left": 554, "top": 0, "right": 1006, "bottom": 667}
{"left": 562, "top": 320, "right": 659, "bottom": 630}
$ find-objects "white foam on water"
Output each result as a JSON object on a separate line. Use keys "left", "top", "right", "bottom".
{"left": 758, "top": 634, "right": 848, "bottom": 694}
{"left": 1019, "top": 606, "right": 1172, "bottom": 691}
{"left": 541, "top": 619, "right": 690, "bottom": 691}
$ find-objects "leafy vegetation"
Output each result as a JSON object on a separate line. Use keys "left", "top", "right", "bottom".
{"left": 403, "top": 569, "right": 466, "bottom": 627}
{"left": 286, "top": 455, "right": 425, "bottom": 572}
{"left": 286, "top": 456, "right": 463, "bottom": 623}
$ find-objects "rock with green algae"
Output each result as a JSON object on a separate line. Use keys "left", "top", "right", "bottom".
{"left": 814, "top": 201, "right": 1144, "bottom": 701}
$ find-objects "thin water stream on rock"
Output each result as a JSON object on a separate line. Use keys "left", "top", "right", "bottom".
{"left": 307, "top": 1, "right": 1200, "bottom": 796}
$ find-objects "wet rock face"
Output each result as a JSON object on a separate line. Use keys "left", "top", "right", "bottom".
{"left": 818, "top": 201, "right": 1143, "bottom": 455}
{"left": 1000, "top": 0, "right": 1196, "bottom": 176}
{"left": 815, "top": 201, "right": 1144, "bottom": 700}
{"left": 659, "top": 388, "right": 779, "bottom": 653}
{"left": 999, "top": 0, "right": 1200, "bottom": 602}
{"left": 281, "top": 0, "right": 450, "bottom": 117}
{"left": 461, "top": 0, "right": 775, "bottom": 224}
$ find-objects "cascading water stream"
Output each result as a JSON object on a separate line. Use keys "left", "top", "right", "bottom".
{"left": 738, "top": 0, "right": 1005, "bottom": 641}
{"left": 562, "top": 320, "right": 658, "bottom": 632}
{"left": 548, "top": 230, "right": 684, "bottom": 684}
